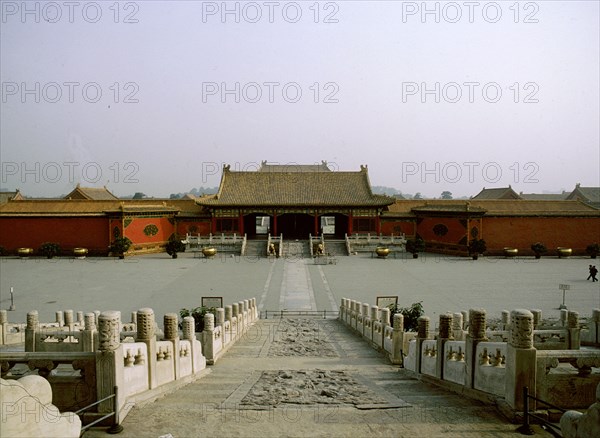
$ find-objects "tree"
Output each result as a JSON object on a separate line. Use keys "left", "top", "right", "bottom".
{"left": 413, "top": 192, "right": 423, "bottom": 200}
{"left": 132, "top": 192, "right": 146, "bottom": 199}
{"left": 441, "top": 191, "right": 453, "bottom": 199}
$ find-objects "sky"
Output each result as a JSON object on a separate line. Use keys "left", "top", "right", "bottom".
{"left": 1, "top": 0, "right": 599, "bottom": 198}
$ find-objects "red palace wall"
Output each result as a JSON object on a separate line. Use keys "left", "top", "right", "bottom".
{"left": 0, "top": 217, "right": 109, "bottom": 254}
{"left": 380, "top": 219, "right": 416, "bottom": 237}
{"left": 416, "top": 217, "right": 469, "bottom": 244}
{"left": 482, "top": 216, "right": 600, "bottom": 255}
{"left": 176, "top": 219, "right": 212, "bottom": 236}
{"left": 123, "top": 217, "right": 175, "bottom": 245}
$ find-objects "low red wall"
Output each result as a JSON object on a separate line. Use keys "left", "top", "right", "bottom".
{"left": 176, "top": 219, "right": 212, "bottom": 236}
{"left": 483, "top": 216, "right": 600, "bottom": 255}
{"left": 380, "top": 219, "right": 415, "bottom": 237}
{"left": 0, "top": 217, "right": 109, "bottom": 255}
{"left": 416, "top": 217, "right": 468, "bottom": 244}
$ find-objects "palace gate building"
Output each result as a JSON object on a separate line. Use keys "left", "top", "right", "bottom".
{"left": 0, "top": 163, "right": 598, "bottom": 256}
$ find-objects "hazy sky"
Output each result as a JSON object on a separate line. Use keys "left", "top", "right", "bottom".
{"left": 1, "top": 1, "right": 598, "bottom": 198}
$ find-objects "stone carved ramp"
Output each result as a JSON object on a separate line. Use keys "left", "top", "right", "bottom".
{"left": 84, "top": 318, "right": 550, "bottom": 437}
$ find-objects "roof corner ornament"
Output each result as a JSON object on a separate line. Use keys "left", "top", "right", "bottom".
{"left": 360, "top": 164, "right": 367, "bottom": 172}
{"left": 223, "top": 164, "right": 231, "bottom": 171}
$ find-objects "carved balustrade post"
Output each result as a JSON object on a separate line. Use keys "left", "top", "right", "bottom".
{"left": 437, "top": 313, "right": 454, "bottom": 379}
{"left": 97, "top": 310, "right": 124, "bottom": 414}
{"left": 82, "top": 312, "right": 97, "bottom": 352}
{"left": 391, "top": 313, "right": 404, "bottom": 365}
{"left": 530, "top": 309, "right": 542, "bottom": 329}
{"left": 416, "top": 315, "right": 430, "bottom": 374}
{"left": 64, "top": 309, "right": 74, "bottom": 330}
{"left": 452, "top": 312, "right": 464, "bottom": 341}
{"left": 136, "top": 308, "right": 157, "bottom": 389}
{"left": 0, "top": 309, "right": 7, "bottom": 345}
{"left": 25, "top": 310, "right": 38, "bottom": 352}
{"left": 568, "top": 311, "right": 580, "bottom": 349}
{"left": 203, "top": 313, "right": 215, "bottom": 365}
{"left": 505, "top": 309, "right": 535, "bottom": 411}
{"left": 164, "top": 313, "right": 180, "bottom": 379}
{"left": 501, "top": 310, "right": 510, "bottom": 331}
{"left": 182, "top": 316, "right": 203, "bottom": 373}
{"left": 465, "top": 309, "right": 487, "bottom": 389}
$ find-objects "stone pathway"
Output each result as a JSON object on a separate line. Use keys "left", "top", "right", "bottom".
{"left": 279, "top": 260, "right": 317, "bottom": 311}
{"left": 84, "top": 318, "right": 553, "bottom": 438}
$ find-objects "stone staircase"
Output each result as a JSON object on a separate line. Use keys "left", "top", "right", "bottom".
{"left": 281, "top": 240, "right": 310, "bottom": 258}
{"left": 244, "top": 240, "right": 266, "bottom": 257}
{"left": 323, "top": 240, "right": 348, "bottom": 256}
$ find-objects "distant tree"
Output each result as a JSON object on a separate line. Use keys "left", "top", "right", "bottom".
{"left": 441, "top": 191, "right": 453, "bottom": 199}
{"left": 132, "top": 192, "right": 146, "bottom": 199}
{"left": 413, "top": 192, "right": 423, "bottom": 200}
{"left": 371, "top": 186, "right": 401, "bottom": 196}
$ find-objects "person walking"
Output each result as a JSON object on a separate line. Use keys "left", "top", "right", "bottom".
{"left": 591, "top": 265, "right": 598, "bottom": 282}
{"left": 588, "top": 265, "right": 594, "bottom": 280}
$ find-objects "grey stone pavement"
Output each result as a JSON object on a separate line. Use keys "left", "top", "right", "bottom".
{"left": 1, "top": 252, "right": 599, "bottom": 325}
{"left": 1, "top": 252, "right": 596, "bottom": 437}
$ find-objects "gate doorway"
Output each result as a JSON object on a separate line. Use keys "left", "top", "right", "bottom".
{"left": 243, "top": 213, "right": 272, "bottom": 238}
{"left": 319, "top": 213, "right": 349, "bottom": 239}
{"left": 278, "top": 214, "right": 313, "bottom": 239}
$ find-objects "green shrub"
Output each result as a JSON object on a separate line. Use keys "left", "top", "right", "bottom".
{"left": 405, "top": 238, "right": 425, "bottom": 254}
{"left": 166, "top": 239, "right": 186, "bottom": 256}
{"left": 39, "top": 242, "right": 61, "bottom": 258}
{"left": 389, "top": 301, "right": 424, "bottom": 332}
{"left": 468, "top": 239, "right": 487, "bottom": 255}
{"left": 531, "top": 242, "right": 547, "bottom": 254}
{"left": 586, "top": 243, "right": 599, "bottom": 257}
{"left": 110, "top": 237, "right": 132, "bottom": 256}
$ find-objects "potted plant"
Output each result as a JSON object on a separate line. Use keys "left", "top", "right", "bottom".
{"left": 468, "top": 239, "right": 487, "bottom": 260}
{"left": 110, "top": 237, "right": 132, "bottom": 259}
{"left": 39, "top": 242, "right": 61, "bottom": 259}
{"left": 405, "top": 238, "right": 425, "bottom": 259}
{"left": 531, "top": 242, "right": 547, "bottom": 259}
{"left": 389, "top": 301, "right": 424, "bottom": 331}
{"left": 586, "top": 243, "right": 599, "bottom": 259}
{"left": 179, "top": 306, "right": 216, "bottom": 333}
{"left": 166, "top": 239, "right": 186, "bottom": 259}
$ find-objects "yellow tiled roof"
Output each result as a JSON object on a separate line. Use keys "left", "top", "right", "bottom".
{"left": 198, "top": 167, "right": 395, "bottom": 208}
{"left": 0, "top": 199, "right": 203, "bottom": 216}
{"left": 384, "top": 199, "right": 600, "bottom": 217}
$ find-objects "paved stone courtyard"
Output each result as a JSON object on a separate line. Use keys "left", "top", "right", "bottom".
{"left": 2, "top": 252, "right": 587, "bottom": 437}
{"left": 1, "top": 252, "right": 598, "bottom": 326}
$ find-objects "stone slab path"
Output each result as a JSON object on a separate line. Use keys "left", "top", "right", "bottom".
{"left": 279, "top": 261, "right": 317, "bottom": 311}
{"left": 84, "top": 318, "right": 553, "bottom": 438}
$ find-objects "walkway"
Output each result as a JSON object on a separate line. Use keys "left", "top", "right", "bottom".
{"left": 84, "top": 317, "right": 552, "bottom": 438}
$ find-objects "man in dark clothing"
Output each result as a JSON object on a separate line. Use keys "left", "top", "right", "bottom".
{"left": 591, "top": 265, "right": 598, "bottom": 282}
{"left": 588, "top": 265, "right": 594, "bottom": 280}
